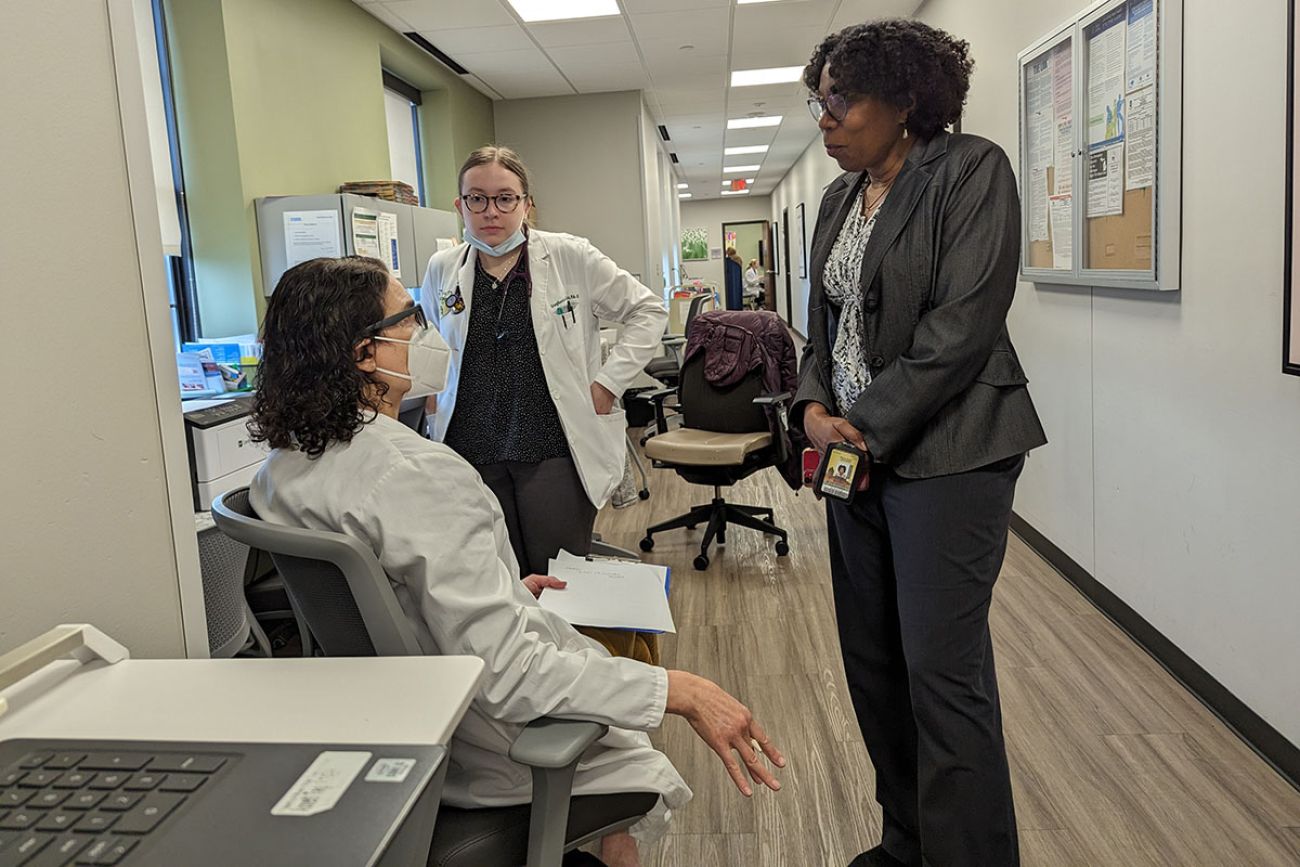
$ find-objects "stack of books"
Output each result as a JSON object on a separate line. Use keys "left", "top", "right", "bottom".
{"left": 339, "top": 180, "right": 419, "bottom": 206}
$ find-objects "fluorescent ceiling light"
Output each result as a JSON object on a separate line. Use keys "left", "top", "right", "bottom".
{"left": 721, "top": 189, "right": 751, "bottom": 196}
{"left": 727, "top": 115, "right": 782, "bottom": 130}
{"left": 679, "top": 193, "right": 693, "bottom": 199}
{"left": 723, "top": 165, "right": 761, "bottom": 173}
{"left": 677, "top": 183, "right": 689, "bottom": 189}
{"left": 506, "top": 0, "right": 619, "bottom": 23}
{"left": 724, "top": 145, "right": 768, "bottom": 156}
{"left": 731, "top": 66, "right": 804, "bottom": 87}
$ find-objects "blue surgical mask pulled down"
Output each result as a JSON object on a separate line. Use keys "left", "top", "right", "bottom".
{"left": 463, "top": 225, "right": 527, "bottom": 258}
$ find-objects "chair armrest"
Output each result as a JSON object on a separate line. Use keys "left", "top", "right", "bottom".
{"left": 509, "top": 717, "right": 608, "bottom": 770}
{"left": 752, "top": 391, "right": 792, "bottom": 406}
{"left": 753, "top": 392, "right": 794, "bottom": 463}
{"left": 661, "top": 335, "right": 686, "bottom": 347}
{"left": 637, "top": 387, "right": 679, "bottom": 434}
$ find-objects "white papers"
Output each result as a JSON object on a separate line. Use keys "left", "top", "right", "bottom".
{"left": 537, "top": 550, "right": 675, "bottom": 633}
{"left": 351, "top": 208, "right": 401, "bottom": 277}
{"left": 1051, "top": 41, "right": 1073, "bottom": 120}
{"left": 1126, "top": 0, "right": 1157, "bottom": 93}
{"left": 1025, "top": 55, "right": 1054, "bottom": 242}
{"left": 1125, "top": 87, "right": 1156, "bottom": 190}
{"left": 1049, "top": 195, "right": 1074, "bottom": 269}
{"left": 283, "top": 210, "right": 342, "bottom": 269}
{"left": 1086, "top": 8, "right": 1127, "bottom": 147}
{"left": 1087, "top": 143, "right": 1125, "bottom": 217}
{"left": 1054, "top": 116, "right": 1074, "bottom": 195}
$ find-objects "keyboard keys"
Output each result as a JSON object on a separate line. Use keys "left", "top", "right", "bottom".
{"left": 86, "top": 774, "right": 127, "bottom": 791}
{"left": 112, "top": 793, "right": 184, "bottom": 835}
{"left": 72, "top": 812, "right": 116, "bottom": 834}
{"left": 25, "top": 834, "right": 87, "bottom": 867}
{"left": 64, "top": 793, "right": 105, "bottom": 811}
{"left": 0, "top": 792, "right": 30, "bottom": 808}
{"left": 158, "top": 774, "right": 205, "bottom": 793}
{"left": 121, "top": 774, "right": 161, "bottom": 792}
{"left": 99, "top": 794, "right": 140, "bottom": 813}
{"left": 73, "top": 835, "right": 134, "bottom": 866}
{"left": 78, "top": 755, "right": 148, "bottom": 772}
{"left": 29, "top": 791, "right": 68, "bottom": 810}
{"left": 74, "top": 837, "right": 112, "bottom": 864}
{"left": 52, "top": 772, "right": 94, "bottom": 790}
{"left": 35, "top": 811, "right": 78, "bottom": 833}
{"left": 17, "top": 754, "right": 52, "bottom": 770}
{"left": 43, "top": 754, "right": 85, "bottom": 770}
{"left": 0, "top": 832, "right": 51, "bottom": 866}
{"left": 0, "top": 810, "right": 39, "bottom": 831}
{"left": 0, "top": 773, "right": 24, "bottom": 788}
{"left": 146, "top": 754, "right": 225, "bottom": 774}
{"left": 18, "top": 772, "right": 62, "bottom": 789}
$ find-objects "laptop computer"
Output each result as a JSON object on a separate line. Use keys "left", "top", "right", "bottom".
{"left": 0, "top": 738, "right": 445, "bottom": 867}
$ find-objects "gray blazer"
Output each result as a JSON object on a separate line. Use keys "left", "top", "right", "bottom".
{"left": 793, "top": 131, "right": 1047, "bottom": 478}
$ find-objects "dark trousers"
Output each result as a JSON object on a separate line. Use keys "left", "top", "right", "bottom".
{"left": 827, "top": 455, "right": 1024, "bottom": 867}
{"left": 476, "top": 456, "right": 597, "bottom": 577}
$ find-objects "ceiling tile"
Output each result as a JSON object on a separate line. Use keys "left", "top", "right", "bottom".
{"left": 545, "top": 41, "right": 639, "bottom": 68}
{"left": 831, "top": 0, "right": 923, "bottom": 31}
{"left": 637, "top": 34, "right": 729, "bottom": 62}
{"left": 418, "top": 24, "right": 534, "bottom": 55}
{"left": 733, "top": 0, "right": 837, "bottom": 34}
{"left": 381, "top": 0, "right": 517, "bottom": 30}
{"left": 730, "top": 26, "right": 826, "bottom": 70}
{"left": 630, "top": 7, "right": 729, "bottom": 41}
{"left": 528, "top": 17, "right": 632, "bottom": 47}
{"left": 565, "top": 64, "right": 650, "bottom": 93}
{"left": 361, "top": 3, "right": 414, "bottom": 31}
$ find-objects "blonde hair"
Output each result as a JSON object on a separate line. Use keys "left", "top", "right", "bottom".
{"left": 458, "top": 144, "right": 535, "bottom": 225}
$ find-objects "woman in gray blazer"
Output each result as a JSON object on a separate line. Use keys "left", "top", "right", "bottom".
{"left": 793, "top": 20, "right": 1048, "bottom": 867}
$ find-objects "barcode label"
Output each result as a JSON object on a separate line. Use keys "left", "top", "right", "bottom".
{"left": 365, "top": 758, "right": 416, "bottom": 784}
{"left": 271, "top": 751, "right": 371, "bottom": 817}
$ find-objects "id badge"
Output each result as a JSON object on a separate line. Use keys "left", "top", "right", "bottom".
{"left": 815, "top": 441, "right": 869, "bottom": 503}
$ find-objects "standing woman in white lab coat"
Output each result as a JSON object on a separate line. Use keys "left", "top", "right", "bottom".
{"left": 421, "top": 146, "right": 668, "bottom": 659}
{"left": 248, "top": 257, "right": 784, "bottom": 867}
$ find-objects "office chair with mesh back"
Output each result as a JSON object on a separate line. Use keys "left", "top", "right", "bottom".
{"left": 211, "top": 488, "right": 656, "bottom": 867}
{"left": 639, "top": 352, "right": 792, "bottom": 571}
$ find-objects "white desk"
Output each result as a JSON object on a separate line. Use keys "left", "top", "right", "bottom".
{"left": 0, "top": 655, "right": 484, "bottom": 748}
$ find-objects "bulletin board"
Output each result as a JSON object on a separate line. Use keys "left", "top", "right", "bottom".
{"left": 1286, "top": 0, "right": 1300, "bottom": 375}
{"left": 1019, "top": 0, "right": 1180, "bottom": 291}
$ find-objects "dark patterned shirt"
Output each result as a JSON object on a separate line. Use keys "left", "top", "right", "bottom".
{"left": 444, "top": 249, "right": 570, "bottom": 465}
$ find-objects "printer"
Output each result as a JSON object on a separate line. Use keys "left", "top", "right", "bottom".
{"left": 183, "top": 397, "right": 267, "bottom": 512}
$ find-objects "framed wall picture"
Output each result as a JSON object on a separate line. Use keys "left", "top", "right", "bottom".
{"left": 796, "top": 202, "right": 808, "bottom": 279}
{"left": 1288, "top": 0, "right": 1300, "bottom": 374}
{"left": 771, "top": 220, "right": 780, "bottom": 274}
{"left": 681, "top": 227, "right": 708, "bottom": 261}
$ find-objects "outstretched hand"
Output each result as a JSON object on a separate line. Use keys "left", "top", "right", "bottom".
{"left": 667, "top": 670, "right": 786, "bottom": 797}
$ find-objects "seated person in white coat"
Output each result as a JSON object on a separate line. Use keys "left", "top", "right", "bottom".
{"left": 421, "top": 146, "right": 666, "bottom": 663}
{"left": 248, "top": 257, "right": 784, "bottom": 867}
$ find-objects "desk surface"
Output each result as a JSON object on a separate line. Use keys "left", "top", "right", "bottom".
{"left": 0, "top": 656, "right": 484, "bottom": 747}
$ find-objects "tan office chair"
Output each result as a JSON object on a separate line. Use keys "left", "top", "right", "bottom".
{"left": 639, "top": 353, "right": 792, "bottom": 570}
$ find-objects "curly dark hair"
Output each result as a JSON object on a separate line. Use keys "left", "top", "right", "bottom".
{"left": 803, "top": 19, "right": 974, "bottom": 140}
{"left": 249, "top": 256, "right": 392, "bottom": 458}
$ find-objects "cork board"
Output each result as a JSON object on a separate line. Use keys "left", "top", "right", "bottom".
{"left": 1087, "top": 187, "right": 1154, "bottom": 270}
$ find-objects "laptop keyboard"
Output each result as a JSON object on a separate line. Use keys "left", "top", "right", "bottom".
{"left": 0, "top": 748, "right": 230, "bottom": 866}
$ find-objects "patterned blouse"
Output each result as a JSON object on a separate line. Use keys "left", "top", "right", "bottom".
{"left": 822, "top": 188, "right": 882, "bottom": 415}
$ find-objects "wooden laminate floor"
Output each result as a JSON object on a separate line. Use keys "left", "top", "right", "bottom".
{"left": 593, "top": 455, "right": 1300, "bottom": 867}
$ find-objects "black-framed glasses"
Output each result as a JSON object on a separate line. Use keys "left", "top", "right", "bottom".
{"left": 362, "top": 304, "right": 426, "bottom": 338}
{"left": 807, "top": 92, "right": 852, "bottom": 123}
{"left": 461, "top": 192, "right": 525, "bottom": 214}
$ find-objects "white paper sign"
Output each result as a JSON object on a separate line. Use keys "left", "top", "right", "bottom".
{"left": 351, "top": 208, "right": 401, "bottom": 277}
{"left": 1087, "top": 143, "right": 1125, "bottom": 217}
{"left": 1126, "top": 0, "right": 1157, "bottom": 93}
{"left": 1054, "top": 116, "right": 1074, "bottom": 196}
{"left": 283, "top": 210, "right": 342, "bottom": 269}
{"left": 1026, "top": 55, "right": 1054, "bottom": 242}
{"left": 1049, "top": 194, "right": 1074, "bottom": 270}
{"left": 1087, "top": 7, "right": 1127, "bottom": 147}
{"left": 1125, "top": 87, "right": 1156, "bottom": 190}
{"left": 538, "top": 551, "right": 675, "bottom": 633}
{"left": 271, "top": 751, "right": 371, "bottom": 817}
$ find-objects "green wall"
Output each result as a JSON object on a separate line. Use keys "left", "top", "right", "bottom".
{"left": 166, "top": 0, "right": 494, "bottom": 336}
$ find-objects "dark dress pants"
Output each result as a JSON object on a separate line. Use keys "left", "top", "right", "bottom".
{"left": 476, "top": 456, "right": 597, "bottom": 575}
{"left": 826, "top": 454, "right": 1024, "bottom": 867}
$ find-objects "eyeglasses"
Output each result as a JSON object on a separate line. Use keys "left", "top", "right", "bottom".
{"left": 460, "top": 192, "right": 526, "bottom": 214}
{"left": 362, "top": 304, "right": 426, "bottom": 338}
{"left": 807, "top": 92, "right": 853, "bottom": 123}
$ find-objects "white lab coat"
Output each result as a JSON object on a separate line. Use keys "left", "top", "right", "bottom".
{"left": 250, "top": 414, "right": 691, "bottom": 837}
{"left": 420, "top": 229, "right": 668, "bottom": 508}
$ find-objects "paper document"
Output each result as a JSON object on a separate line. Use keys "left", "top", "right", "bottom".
{"left": 1125, "top": 87, "right": 1156, "bottom": 190}
{"left": 1049, "top": 194, "right": 1074, "bottom": 270}
{"left": 352, "top": 208, "right": 402, "bottom": 277}
{"left": 1086, "top": 7, "right": 1127, "bottom": 147}
{"left": 284, "top": 210, "right": 342, "bottom": 268}
{"left": 537, "top": 550, "right": 675, "bottom": 633}
{"left": 1087, "top": 143, "right": 1125, "bottom": 217}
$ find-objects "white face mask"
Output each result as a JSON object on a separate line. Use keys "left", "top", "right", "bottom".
{"left": 373, "top": 324, "right": 452, "bottom": 399}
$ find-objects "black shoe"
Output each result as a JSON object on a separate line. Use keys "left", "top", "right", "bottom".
{"left": 847, "top": 845, "right": 909, "bottom": 867}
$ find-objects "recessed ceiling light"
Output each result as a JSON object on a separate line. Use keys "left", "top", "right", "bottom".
{"left": 721, "top": 189, "right": 751, "bottom": 196}
{"left": 727, "top": 116, "right": 782, "bottom": 130}
{"left": 677, "top": 183, "right": 689, "bottom": 189}
{"left": 679, "top": 193, "right": 693, "bottom": 199}
{"left": 724, "top": 145, "right": 769, "bottom": 156}
{"left": 505, "top": 0, "right": 619, "bottom": 23}
{"left": 730, "top": 66, "right": 803, "bottom": 87}
{"left": 723, "top": 165, "right": 761, "bottom": 173}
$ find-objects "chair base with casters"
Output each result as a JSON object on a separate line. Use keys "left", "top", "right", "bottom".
{"left": 211, "top": 487, "right": 653, "bottom": 867}
{"left": 639, "top": 483, "right": 789, "bottom": 571}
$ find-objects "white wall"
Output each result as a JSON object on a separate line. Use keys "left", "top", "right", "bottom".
{"left": 679, "top": 195, "right": 774, "bottom": 294}
{"left": 0, "top": 0, "right": 202, "bottom": 657}
{"left": 494, "top": 91, "right": 651, "bottom": 282}
{"left": 769, "top": 141, "right": 842, "bottom": 334}
{"left": 902, "top": 0, "right": 1300, "bottom": 743}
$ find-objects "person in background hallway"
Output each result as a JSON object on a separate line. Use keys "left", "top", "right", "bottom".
{"left": 795, "top": 19, "right": 1048, "bottom": 867}
{"left": 744, "top": 257, "right": 765, "bottom": 308}
{"left": 420, "top": 146, "right": 667, "bottom": 663}
{"left": 724, "top": 245, "right": 744, "bottom": 310}
{"left": 249, "top": 257, "right": 785, "bottom": 867}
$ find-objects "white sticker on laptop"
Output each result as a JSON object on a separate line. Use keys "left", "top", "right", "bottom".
{"left": 271, "top": 751, "right": 372, "bottom": 817}
{"left": 365, "top": 758, "right": 416, "bottom": 783}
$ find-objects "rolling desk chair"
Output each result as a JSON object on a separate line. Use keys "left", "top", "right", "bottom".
{"left": 211, "top": 488, "right": 656, "bottom": 867}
